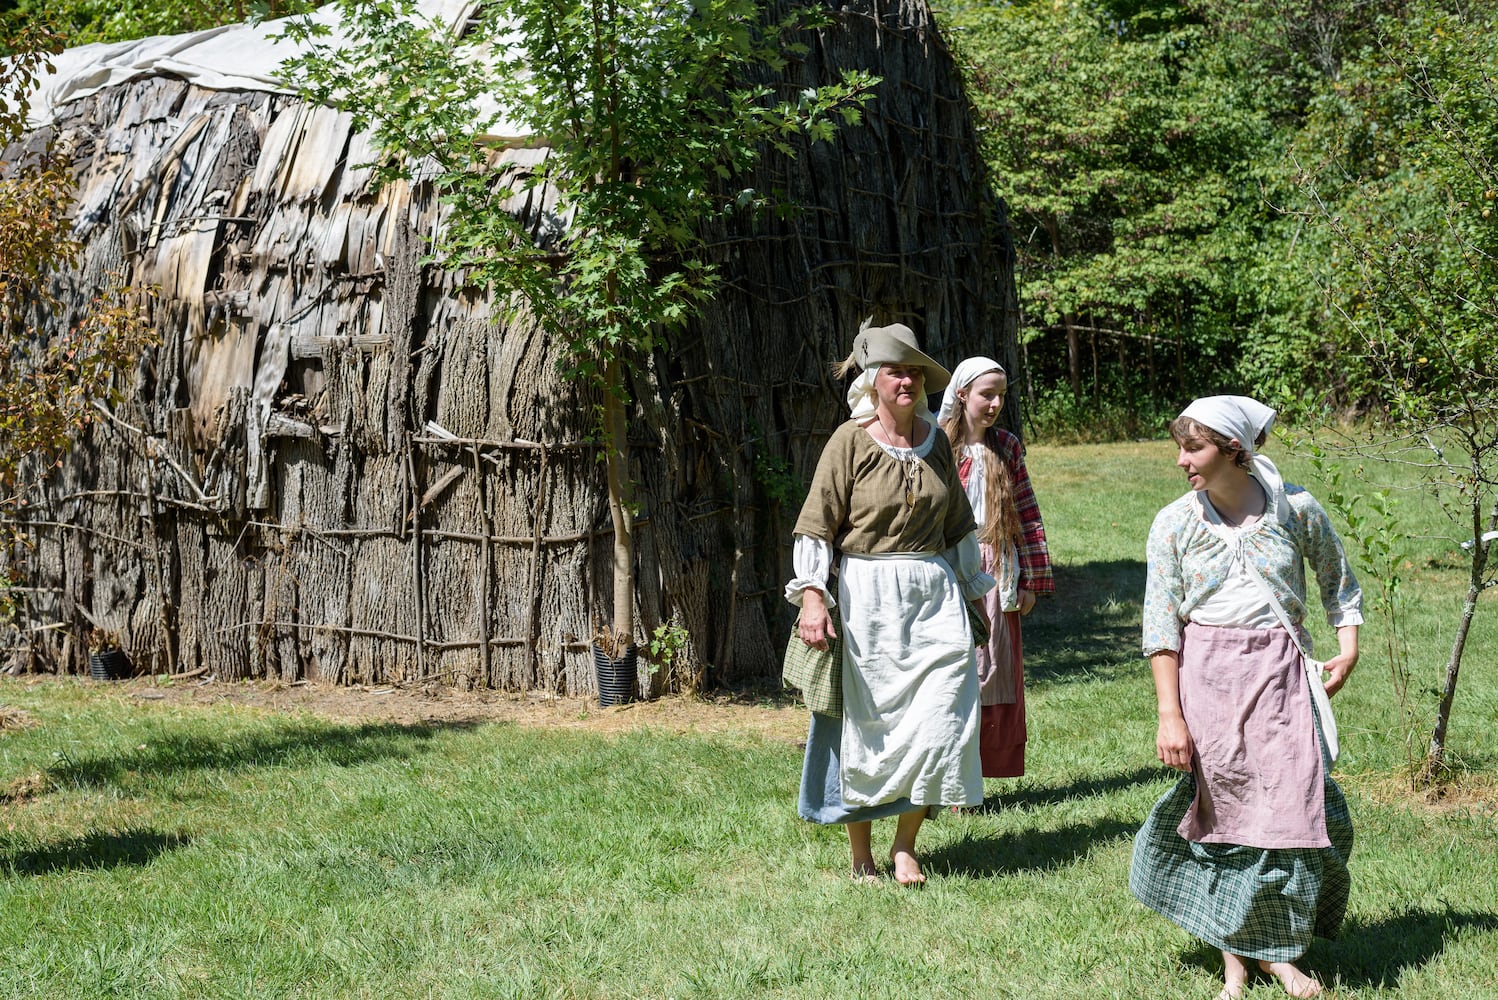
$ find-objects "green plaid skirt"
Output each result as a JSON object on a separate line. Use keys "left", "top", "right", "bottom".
{"left": 1129, "top": 766, "right": 1353, "bottom": 961}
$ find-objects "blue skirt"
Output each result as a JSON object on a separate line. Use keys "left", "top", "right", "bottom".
{"left": 798, "top": 712, "right": 921, "bottom": 824}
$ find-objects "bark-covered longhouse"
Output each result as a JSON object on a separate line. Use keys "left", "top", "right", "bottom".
{"left": 2, "top": 0, "right": 1019, "bottom": 697}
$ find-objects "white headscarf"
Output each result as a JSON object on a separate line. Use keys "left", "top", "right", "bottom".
{"left": 846, "top": 369, "right": 879, "bottom": 420}
{"left": 1179, "top": 395, "right": 1288, "bottom": 522}
{"left": 936, "top": 356, "right": 1006, "bottom": 424}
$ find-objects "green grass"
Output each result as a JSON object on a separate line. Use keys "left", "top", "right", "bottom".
{"left": 1, "top": 438, "right": 1495, "bottom": 999}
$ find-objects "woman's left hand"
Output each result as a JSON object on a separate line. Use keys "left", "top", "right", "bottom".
{"left": 1321, "top": 652, "right": 1357, "bottom": 697}
{"left": 1322, "top": 625, "right": 1359, "bottom": 698}
{"left": 1017, "top": 589, "right": 1037, "bottom": 616}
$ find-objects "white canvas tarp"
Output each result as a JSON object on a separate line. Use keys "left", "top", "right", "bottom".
{"left": 20, "top": 0, "right": 531, "bottom": 142}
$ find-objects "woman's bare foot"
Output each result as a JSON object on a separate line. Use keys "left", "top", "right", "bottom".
{"left": 888, "top": 808, "right": 928, "bottom": 885}
{"left": 1258, "top": 959, "right": 1323, "bottom": 998}
{"left": 850, "top": 855, "right": 880, "bottom": 883}
{"left": 1215, "top": 951, "right": 1249, "bottom": 999}
{"left": 889, "top": 847, "right": 925, "bottom": 885}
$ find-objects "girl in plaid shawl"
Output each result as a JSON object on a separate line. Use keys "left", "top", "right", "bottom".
{"left": 937, "top": 358, "right": 1053, "bottom": 778}
{"left": 1131, "top": 396, "right": 1362, "bottom": 1000}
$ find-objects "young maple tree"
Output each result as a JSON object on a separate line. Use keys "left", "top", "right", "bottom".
{"left": 281, "top": 0, "right": 874, "bottom": 658}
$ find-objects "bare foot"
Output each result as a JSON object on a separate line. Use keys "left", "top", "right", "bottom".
{"left": 1258, "top": 959, "right": 1323, "bottom": 998}
{"left": 850, "top": 855, "right": 880, "bottom": 883}
{"left": 1216, "top": 951, "right": 1249, "bottom": 1000}
{"left": 889, "top": 847, "right": 925, "bottom": 885}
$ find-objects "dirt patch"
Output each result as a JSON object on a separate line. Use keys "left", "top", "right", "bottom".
{"left": 0, "top": 707, "right": 36, "bottom": 731}
{"left": 102, "top": 677, "right": 809, "bottom": 744}
{"left": 2, "top": 772, "right": 49, "bottom": 805}
{"left": 1341, "top": 769, "right": 1498, "bottom": 818}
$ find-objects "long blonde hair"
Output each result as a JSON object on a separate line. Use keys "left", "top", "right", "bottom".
{"left": 940, "top": 411, "right": 1022, "bottom": 551}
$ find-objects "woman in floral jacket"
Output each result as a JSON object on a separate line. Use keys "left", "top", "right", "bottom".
{"left": 1130, "top": 396, "right": 1361, "bottom": 1000}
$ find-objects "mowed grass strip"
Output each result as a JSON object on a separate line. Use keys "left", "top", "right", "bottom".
{"left": 0, "top": 437, "right": 1494, "bottom": 999}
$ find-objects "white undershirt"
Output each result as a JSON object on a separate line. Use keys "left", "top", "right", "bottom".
{"left": 1190, "top": 496, "right": 1278, "bottom": 630}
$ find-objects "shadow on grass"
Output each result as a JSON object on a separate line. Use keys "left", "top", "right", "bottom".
{"left": 1176, "top": 906, "right": 1498, "bottom": 988}
{"left": 1322, "top": 906, "right": 1498, "bottom": 988}
{"left": 925, "top": 816, "right": 1137, "bottom": 879}
{"left": 979, "top": 765, "right": 1164, "bottom": 812}
{"left": 1, "top": 828, "right": 190, "bottom": 875}
{"left": 1024, "top": 560, "right": 1144, "bottom": 684}
{"left": 46, "top": 720, "right": 479, "bottom": 789}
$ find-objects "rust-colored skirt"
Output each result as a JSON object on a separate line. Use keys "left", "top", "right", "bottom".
{"left": 978, "top": 608, "right": 1026, "bottom": 778}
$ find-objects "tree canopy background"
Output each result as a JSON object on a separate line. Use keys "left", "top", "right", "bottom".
{"left": 7, "top": 0, "right": 1494, "bottom": 441}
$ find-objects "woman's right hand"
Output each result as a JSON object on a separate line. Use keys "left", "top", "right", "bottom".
{"left": 797, "top": 590, "right": 836, "bottom": 651}
{"left": 1156, "top": 711, "right": 1195, "bottom": 772}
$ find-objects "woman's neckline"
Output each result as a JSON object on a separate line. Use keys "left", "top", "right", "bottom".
{"left": 1202, "top": 481, "right": 1266, "bottom": 530}
{"left": 865, "top": 412, "right": 929, "bottom": 449}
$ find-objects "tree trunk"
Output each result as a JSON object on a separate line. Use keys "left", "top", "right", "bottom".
{"left": 1420, "top": 515, "right": 1491, "bottom": 785}
{"left": 1089, "top": 329, "right": 1098, "bottom": 403}
{"left": 1116, "top": 335, "right": 1132, "bottom": 411}
{"left": 1064, "top": 315, "right": 1081, "bottom": 404}
{"left": 601, "top": 359, "right": 635, "bottom": 656}
{"left": 1146, "top": 329, "right": 1157, "bottom": 398}
{"left": 1175, "top": 334, "right": 1186, "bottom": 395}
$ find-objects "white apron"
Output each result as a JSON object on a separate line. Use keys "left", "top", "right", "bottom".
{"left": 836, "top": 551, "right": 983, "bottom": 808}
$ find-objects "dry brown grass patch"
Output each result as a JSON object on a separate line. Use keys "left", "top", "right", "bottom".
{"left": 1, "top": 771, "right": 49, "bottom": 804}
{"left": 1341, "top": 768, "right": 1498, "bottom": 817}
{"left": 0, "top": 707, "right": 36, "bottom": 731}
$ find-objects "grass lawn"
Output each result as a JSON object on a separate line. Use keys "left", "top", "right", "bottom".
{"left": 1, "top": 438, "right": 1495, "bottom": 999}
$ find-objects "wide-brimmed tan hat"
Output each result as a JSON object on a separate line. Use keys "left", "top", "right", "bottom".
{"left": 851, "top": 322, "right": 950, "bottom": 393}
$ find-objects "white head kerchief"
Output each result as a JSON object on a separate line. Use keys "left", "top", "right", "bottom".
{"left": 1179, "top": 395, "right": 1288, "bottom": 522}
{"left": 936, "top": 357, "right": 1005, "bottom": 424}
{"left": 846, "top": 369, "right": 878, "bottom": 420}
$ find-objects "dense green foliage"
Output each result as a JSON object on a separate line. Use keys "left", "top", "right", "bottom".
{"left": 1290, "top": 4, "right": 1496, "bottom": 418}
{"left": 947, "top": 0, "right": 1270, "bottom": 429}
{"left": 946, "top": 0, "right": 1497, "bottom": 440}
{"left": 0, "top": 0, "right": 320, "bottom": 47}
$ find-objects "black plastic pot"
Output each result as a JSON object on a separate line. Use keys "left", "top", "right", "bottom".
{"left": 592, "top": 643, "right": 638, "bottom": 707}
{"left": 88, "top": 648, "right": 131, "bottom": 681}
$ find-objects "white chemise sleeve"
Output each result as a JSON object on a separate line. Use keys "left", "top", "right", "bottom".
{"left": 784, "top": 534, "right": 837, "bottom": 607}
{"left": 942, "top": 532, "right": 997, "bottom": 602}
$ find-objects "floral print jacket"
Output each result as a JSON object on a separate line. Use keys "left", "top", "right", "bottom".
{"left": 1142, "top": 483, "right": 1363, "bottom": 657}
